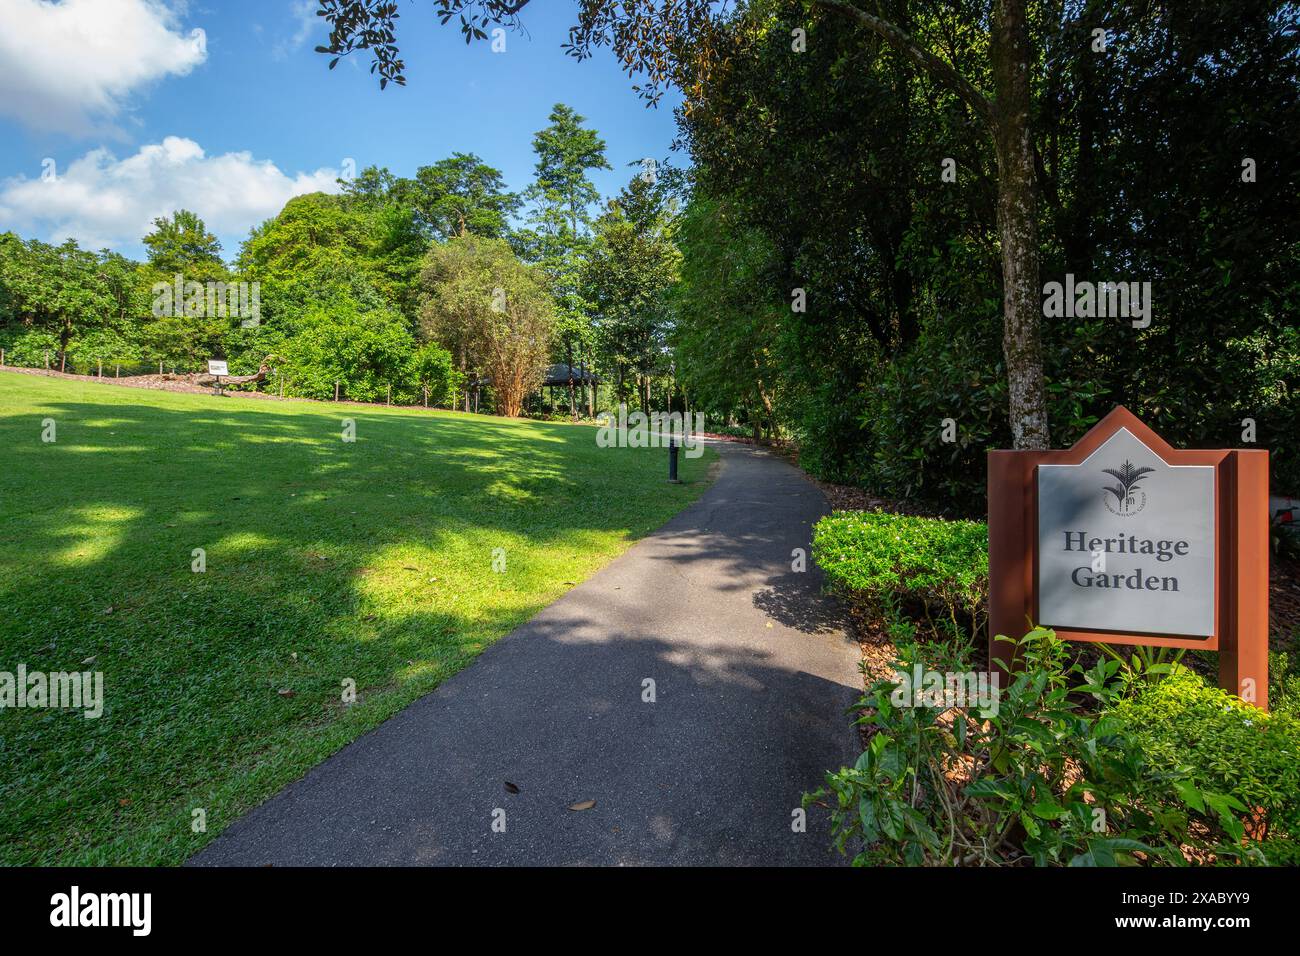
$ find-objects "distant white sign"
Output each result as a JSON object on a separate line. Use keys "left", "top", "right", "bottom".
{"left": 1037, "top": 428, "right": 1215, "bottom": 637}
{"left": 207, "top": 360, "right": 229, "bottom": 376}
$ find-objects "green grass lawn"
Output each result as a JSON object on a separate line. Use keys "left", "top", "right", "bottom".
{"left": 0, "top": 372, "right": 714, "bottom": 865}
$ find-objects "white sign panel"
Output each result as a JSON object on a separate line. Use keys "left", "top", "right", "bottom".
{"left": 1037, "top": 428, "right": 1215, "bottom": 637}
{"left": 207, "top": 360, "right": 229, "bottom": 376}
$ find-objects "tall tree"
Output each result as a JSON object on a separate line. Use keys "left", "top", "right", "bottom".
{"left": 142, "top": 209, "right": 226, "bottom": 282}
{"left": 585, "top": 171, "right": 681, "bottom": 414}
{"left": 239, "top": 190, "right": 427, "bottom": 327}
{"left": 313, "top": 0, "right": 1051, "bottom": 447}
{"left": 420, "top": 236, "right": 556, "bottom": 417}
{"left": 518, "top": 104, "right": 611, "bottom": 417}
{"left": 412, "top": 152, "right": 520, "bottom": 240}
{"left": 526, "top": 104, "right": 610, "bottom": 240}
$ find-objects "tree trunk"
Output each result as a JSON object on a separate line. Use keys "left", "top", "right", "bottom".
{"left": 586, "top": 352, "right": 595, "bottom": 417}
{"left": 817, "top": 0, "right": 1050, "bottom": 450}
{"left": 991, "top": 0, "right": 1050, "bottom": 450}
{"left": 579, "top": 356, "right": 589, "bottom": 417}
{"left": 460, "top": 352, "right": 469, "bottom": 413}
{"left": 566, "top": 342, "right": 576, "bottom": 419}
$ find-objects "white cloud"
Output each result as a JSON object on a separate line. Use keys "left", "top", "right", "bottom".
{"left": 0, "top": 136, "right": 342, "bottom": 256}
{"left": 0, "top": 0, "right": 207, "bottom": 134}
{"left": 272, "top": 0, "right": 319, "bottom": 61}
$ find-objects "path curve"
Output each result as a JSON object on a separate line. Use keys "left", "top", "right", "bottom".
{"left": 192, "top": 440, "right": 862, "bottom": 866}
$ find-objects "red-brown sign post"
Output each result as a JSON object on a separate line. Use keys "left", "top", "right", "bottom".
{"left": 988, "top": 407, "right": 1269, "bottom": 708}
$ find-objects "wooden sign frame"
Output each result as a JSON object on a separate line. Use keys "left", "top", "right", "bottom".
{"left": 988, "top": 407, "right": 1269, "bottom": 709}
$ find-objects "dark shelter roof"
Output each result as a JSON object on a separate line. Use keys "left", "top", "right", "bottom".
{"left": 542, "top": 364, "right": 600, "bottom": 386}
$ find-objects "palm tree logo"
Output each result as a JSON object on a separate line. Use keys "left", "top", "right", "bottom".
{"left": 1102, "top": 460, "right": 1155, "bottom": 515}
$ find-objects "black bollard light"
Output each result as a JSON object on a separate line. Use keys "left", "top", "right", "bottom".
{"left": 668, "top": 436, "right": 681, "bottom": 483}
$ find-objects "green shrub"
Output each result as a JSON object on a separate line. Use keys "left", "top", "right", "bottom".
{"left": 280, "top": 302, "right": 417, "bottom": 403}
{"left": 1110, "top": 667, "right": 1300, "bottom": 858}
{"left": 813, "top": 510, "right": 988, "bottom": 636}
{"left": 1270, "top": 647, "right": 1300, "bottom": 720}
{"left": 788, "top": 368, "right": 877, "bottom": 485}
{"left": 63, "top": 326, "right": 150, "bottom": 370}
{"left": 862, "top": 320, "right": 1006, "bottom": 513}
{"left": 411, "top": 342, "right": 460, "bottom": 407}
{"left": 0, "top": 327, "right": 60, "bottom": 366}
{"left": 811, "top": 628, "right": 1261, "bottom": 866}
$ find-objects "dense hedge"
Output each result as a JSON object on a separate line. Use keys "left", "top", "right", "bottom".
{"left": 813, "top": 511, "right": 988, "bottom": 624}
{"left": 1112, "top": 669, "right": 1300, "bottom": 863}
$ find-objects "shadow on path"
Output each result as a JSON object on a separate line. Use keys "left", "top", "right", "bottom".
{"left": 191, "top": 441, "right": 863, "bottom": 866}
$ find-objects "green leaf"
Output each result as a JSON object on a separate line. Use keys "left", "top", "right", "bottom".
{"left": 1173, "top": 779, "right": 1204, "bottom": 813}
{"left": 1030, "top": 799, "right": 1068, "bottom": 820}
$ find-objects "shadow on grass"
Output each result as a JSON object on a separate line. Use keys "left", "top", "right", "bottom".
{"left": 0, "top": 388, "right": 713, "bottom": 864}
{"left": 188, "top": 605, "right": 858, "bottom": 866}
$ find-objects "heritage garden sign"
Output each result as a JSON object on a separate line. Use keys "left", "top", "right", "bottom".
{"left": 987, "top": 407, "right": 1269, "bottom": 708}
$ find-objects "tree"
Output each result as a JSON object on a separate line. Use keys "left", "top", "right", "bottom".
{"left": 667, "top": 0, "right": 1300, "bottom": 500}
{"left": 0, "top": 234, "right": 140, "bottom": 356}
{"left": 585, "top": 171, "right": 680, "bottom": 414}
{"left": 516, "top": 104, "right": 611, "bottom": 417}
{"left": 525, "top": 104, "right": 610, "bottom": 241}
{"left": 669, "top": 1, "right": 992, "bottom": 481}
{"left": 672, "top": 196, "right": 784, "bottom": 437}
{"left": 240, "top": 194, "right": 369, "bottom": 284}
{"left": 412, "top": 153, "right": 520, "bottom": 240}
{"left": 312, "top": 0, "right": 1051, "bottom": 447}
{"left": 338, "top": 165, "right": 403, "bottom": 209}
{"left": 341, "top": 157, "right": 518, "bottom": 242}
{"left": 138, "top": 210, "right": 232, "bottom": 364}
{"left": 280, "top": 301, "right": 417, "bottom": 402}
{"left": 238, "top": 191, "right": 425, "bottom": 329}
{"left": 420, "top": 236, "right": 555, "bottom": 417}
{"left": 142, "top": 209, "right": 226, "bottom": 281}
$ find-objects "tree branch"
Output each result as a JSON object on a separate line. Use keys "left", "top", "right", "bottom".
{"left": 813, "top": 0, "right": 995, "bottom": 130}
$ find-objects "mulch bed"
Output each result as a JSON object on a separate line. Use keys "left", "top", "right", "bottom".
{"left": 0, "top": 365, "right": 430, "bottom": 410}
{"left": 1, "top": 365, "right": 275, "bottom": 397}
{"left": 1270, "top": 555, "right": 1300, "bottom": 650}
{"left": 814, "top": 478, "right": 945, "bottom": 519}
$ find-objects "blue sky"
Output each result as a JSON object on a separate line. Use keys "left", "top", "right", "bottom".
{"left": 0, "top": 0, "right": 683, "bottom": 261}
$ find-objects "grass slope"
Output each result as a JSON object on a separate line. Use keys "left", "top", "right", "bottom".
{"left": 0, "top": 373, "right": 714, "bottom": 864}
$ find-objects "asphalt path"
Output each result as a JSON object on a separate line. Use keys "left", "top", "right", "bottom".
{"left": 192, "top": 440, "right": 862, "bottom": 866}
